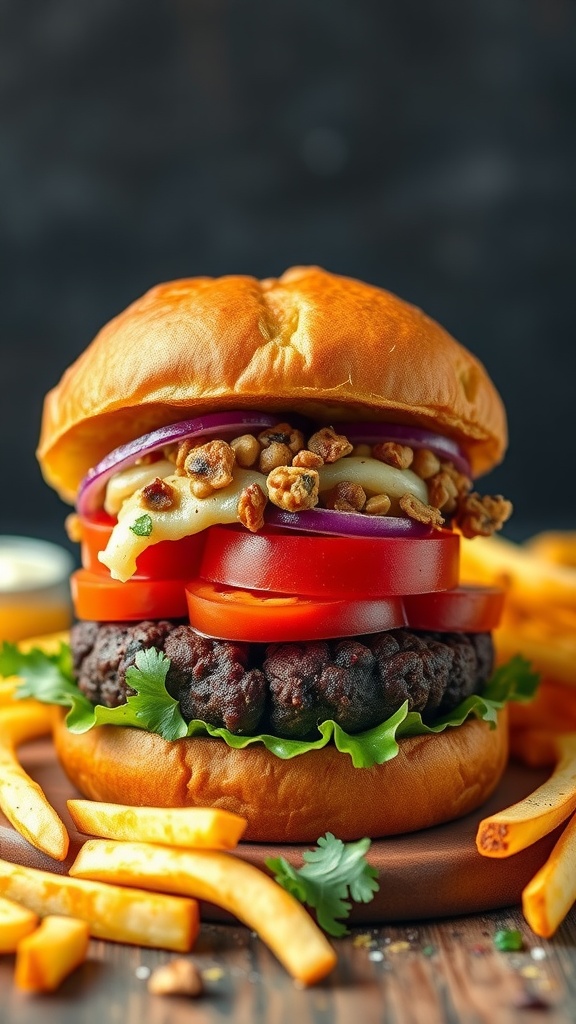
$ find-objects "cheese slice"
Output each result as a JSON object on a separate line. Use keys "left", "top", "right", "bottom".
{"left": 98, "top": 469, "right": 266, "bottom": 582}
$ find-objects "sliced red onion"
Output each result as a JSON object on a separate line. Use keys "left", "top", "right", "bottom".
{"left": 338, "top": 423, "right": 471, "bottom": 477}
{"left": 265, "top": 506, "right": 434, "bottom": 539}
{"left": 77, "top": 411, "right": 287, "bottom": 515}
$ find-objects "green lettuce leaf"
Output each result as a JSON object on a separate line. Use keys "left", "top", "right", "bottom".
{"left": 0, "top": 641, "right": 539, "bottom": 769}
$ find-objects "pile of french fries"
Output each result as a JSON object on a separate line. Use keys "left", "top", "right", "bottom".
{"left": 461, "top": 530, "right": 576, "bottom": 937}
{"left": 0, "top": 644, "right": 337, "bottom": 993}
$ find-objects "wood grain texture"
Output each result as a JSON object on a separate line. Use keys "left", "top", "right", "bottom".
{"left": 0, "top": 911, "right": 575, "bottom": 1023}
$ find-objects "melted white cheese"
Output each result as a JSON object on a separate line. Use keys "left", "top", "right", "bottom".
{"left": 98, "top": 468, "right": 266, "bottom": 582}
{"left": 104, "top": 459, "right": 176, "bottom": 516}
{"left": 317, "top": 458, "right": 427, "bottom": 507}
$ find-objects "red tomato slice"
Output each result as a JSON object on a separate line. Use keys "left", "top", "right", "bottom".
{"left": 71, "top": 569, "right": 188, "bottom": 621}
{"left": 185, "top": 579, "right": 407, "bottom": 642}
{"left": 199, "top": 526, "right": 460, "bottom": 598}
{"left": 403, "top": 586, "right": 505, "bottom": 633}
{"left": 78, "top": 513, "right": 204, "bottom": 579}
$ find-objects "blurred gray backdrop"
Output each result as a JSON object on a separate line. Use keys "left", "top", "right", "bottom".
{"left": 1, "top": 0, "right": 575, "bottom": 547}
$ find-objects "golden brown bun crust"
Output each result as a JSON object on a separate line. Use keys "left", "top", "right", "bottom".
{"left": 38, "top": 267, "right": 507, "bottom": 502}
{"left": 52, "top": 707, "right": 508, "bottom": 842}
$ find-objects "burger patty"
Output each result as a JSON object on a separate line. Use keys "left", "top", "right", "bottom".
{"left": 71, "top": 621, "right": 494, "bottom": 740}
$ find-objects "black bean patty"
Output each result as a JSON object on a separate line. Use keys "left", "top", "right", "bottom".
{"left": 70, "top": 621, "right": 494, "bottom": 740}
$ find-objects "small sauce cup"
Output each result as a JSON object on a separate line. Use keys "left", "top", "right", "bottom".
{"left": 0, "top": 536, "right": 74, "bottom": 642}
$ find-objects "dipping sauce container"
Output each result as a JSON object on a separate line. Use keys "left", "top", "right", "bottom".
{"left": 0, "top": 536, "right": 74, "bottom": 642}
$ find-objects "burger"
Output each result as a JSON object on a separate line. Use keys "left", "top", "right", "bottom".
{"left": 33, "top": 266, "right": 520, "bottom": 843}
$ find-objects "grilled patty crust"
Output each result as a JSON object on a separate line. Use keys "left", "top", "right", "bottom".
{"left": 71, "top": 620, "right": 494, "bottom": 741}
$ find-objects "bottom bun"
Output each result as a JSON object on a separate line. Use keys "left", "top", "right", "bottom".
{"left": 52, "top": 706, "right": 509, "bottom": 843}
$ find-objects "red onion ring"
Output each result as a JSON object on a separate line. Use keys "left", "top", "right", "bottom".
{"left": 265, "top": 506, "right": 434, "bottom": 539}
{"left": 77, "top": 411, "right": 288, "bottom": 515}
{"left": 338, "top": 423, "right": 471, "bottom": 477}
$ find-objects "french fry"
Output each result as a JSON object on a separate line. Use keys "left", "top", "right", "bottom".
{"left": 0, "top": 896, "right": 39, "bottom": 953}
{"left": 476, "top": 732, "right": 576, "bottom": 857}
{"left": 0, "top": 702, "right": 69, "bottom": 860}
{"left": 0, "top": 857, "right": 198, "bottom": 951}
{"left": 522, "top": 811, "right": 576, "bottom": 938}
{"left": 508, "top": 728, "right": 557, "bottom": 769}
{"left": 70, "top": 840, "right": 337, "bottom": 985}
{"left": 0, "top": 679, "right": 18, "bottom": 705}
{"left": 460, "top": 534, "right": 576, "bottom": 611}
{"left": 14, "top": 915, "right": 89, "bottom": 993}
{"left": 509, "top": 678, "right": 576, "bottom": 737}
{"left": 495, "top": 624, "right": 576, "bottom": 688}
{"left": 17, "top": 631, "right": 70, "bottom": 654}
{"left": 67, "top": 800, "right": 247, "bottom": 850}
{"left": 526, "top": 531, "right": 576, "bottom": 569}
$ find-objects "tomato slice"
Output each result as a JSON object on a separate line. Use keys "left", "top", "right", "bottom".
{"left": 78, "top": 513, "right": 204, "bottom": 579}
{"left": 199, "top": 526, "right": 460, "bottom": 598}
{"left": 403, "top": 586, "right": 505, "bottom": 633}
{"left": 185, "top": 579, "right": 407, "bottom": 642}
{"left": 71, "top": 569, "right": 188, "bottom": 621}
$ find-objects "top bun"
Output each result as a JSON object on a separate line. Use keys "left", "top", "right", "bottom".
{"left": 38, "top": 266, "right": 507, "bottom": 503}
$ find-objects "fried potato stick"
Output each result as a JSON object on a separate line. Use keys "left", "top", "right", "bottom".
{"left": 476, "top": 733, "right": 576, "bottom": 857}
{"left": 460, "top": 534, "right": 576, "bottom": 611}
{"left": 0, "top": 857, "right": 198, "bottom": 951}
{"left": 522, "top": 811, "right": 576, "bottom": 938}
{"left": 526, "top": 531, "right": 576, "bottom": 569}
{"left": 0, "top": 896, "right": 38, "bottom": 953}
{"left": 14, "top": 916, "right": 90, "bottom": 993}
{"left": 67, "top": 800, "right": 247, "bottom": 850}
{"left": 70, "top": 840, "right": 337, "bottom": 985}
{"left": 0, "top": 702, "right": 69, "bottom": 860}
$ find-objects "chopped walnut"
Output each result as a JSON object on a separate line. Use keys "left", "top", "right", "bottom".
{"left": 412, "top": 448, "right": 441, "bottom": 480}
{"left": 372, "top": 442, "right": 414, "bottom": 470}
{"left": 230, "top": 433, "right": 261, "bottom": 468}
{"left": 237, "top": 483, "right": 267, "bottom": 532}
{"left": 365, "top": 493, "right": 391, "bottom": 516}
{"left": 455, "top": 493, "right": 513, "bottom": 539}
{"left": 399, "top": 493, "right": 445, "bottom": 529}
{"left": 292, "top": 449, "right": 324, "bottom": 469}
{"left": 258, "top": 422, "right": 305, "bottom": 455}
{"left": 183, "top": 440, "right": 236, "bottom": 498}
{"left": 323, "top": 481, "right": 366, "bottom": 512}
{"left": 259, "top": 441, "right": 292, "bottom": 474}
{"left": 175, "top": 438, "right": 207, "bottom": 475}
{"left": 267, "top": 466, "right": 320, "bottom": 511}
{"left": 147, "top": 958, "right": 203, "bottom": 997}
{"left": 140, "top": 477, "right": 177, "bottom": 512}
{"left": 308, "top": 426, "right": 353, "bottom": 463}
{"left": 427, "top": 471, "right": 459, "bottom": 513}
{"left": 440, "top": 461, "right": 472, "bottom": 498}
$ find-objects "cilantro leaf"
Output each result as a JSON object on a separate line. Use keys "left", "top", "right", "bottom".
{"left": 266, "top": 833, "right": 379, "bottom": 937}
{"left": 130, "top": 514, "right": 153, "bottom": 537}
{"left": 67, "top": 648, "right": 188, "bottom": 740}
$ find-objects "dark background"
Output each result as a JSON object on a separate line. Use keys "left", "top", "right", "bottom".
{"left": 1, "top": 0, "right": 575, "bottom": 550}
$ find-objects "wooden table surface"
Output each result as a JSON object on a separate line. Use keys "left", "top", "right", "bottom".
{"left": 2, "top": 907, "right": 576, "bottom": 1023}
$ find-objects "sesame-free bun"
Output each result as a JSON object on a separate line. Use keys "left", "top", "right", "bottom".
{"left": 38, "top": 267, "right": 507, "bottom": 503}
{"left": 52, "top": 705, "right": 508, "bottom": 843}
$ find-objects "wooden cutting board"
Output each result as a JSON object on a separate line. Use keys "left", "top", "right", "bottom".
{"left": 0, "top": 737, "right": 558, "bottom": 923}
